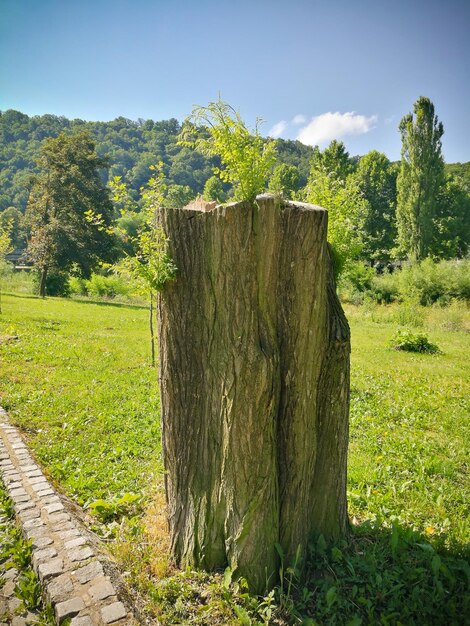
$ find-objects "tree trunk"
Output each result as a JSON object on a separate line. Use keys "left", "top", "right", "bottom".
{"left": 149, "top": 291, "right": 155, "bottom": 368}
{"left": 156, "top": 194, "right": 350, "bottom": 594}
{"left": 39, "top": 266, "right": 48, "bottom": 298}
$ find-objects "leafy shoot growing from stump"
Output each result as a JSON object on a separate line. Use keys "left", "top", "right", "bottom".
{"left": 179, "top": 98, "right": 277, "bottom": 203}
{"left": 111, "top": 164, "right": 177, "bottom": 366}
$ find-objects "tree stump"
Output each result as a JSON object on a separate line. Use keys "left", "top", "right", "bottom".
{"left": 156, "top": 194, "right": 350, "bottom": 594}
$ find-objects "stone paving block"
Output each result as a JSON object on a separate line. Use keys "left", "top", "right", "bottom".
{"left": 11, "top": 443, "right": 26, "bottom": 450}
{"left": 68, "top": 546, "right": 95, "bottom": 562}
{"left": 47, "top": 573, "right": 74, "bottom": 603}
{"left": 38, "top": 558, "right": 64, "bottom": 581}
{"left": 7, "top": 481, "right": 22, "bottom": 490}
{"left": 36, "top": 488, "right": 55, "bottom": 497}
{"left": 31, "top": 481, "right": 50, "bottom": 492}
{"left": 20, "top": 464, "right": 37, "bottom": 472}
{"left": 10, "top": 487, "right": 27, "bottom": 497}
{"left": 12, "top": 616, "right": 34, "bottom": 626}
{"left": 32, "top": 535, "right": 54, "bottom": 549}
{"left": 27, "top": 475, "right": 47, "bottom": 485}
{"left": 55, "top": 597, "right": 86, "bottom": 622}
{"left": 48, "top": 512, "right": 71, "bottom": 524}
{"left": 3, "top": 472, "right": 20, "bottom": 481}
{"left": 25, "top": 525, "right": 50, "bottom": 541}
{"left": 52, "top": 520, "right": 75, "bottom": 533}
{"left": 2, "top": 578, "right": 15, "bottom": 596}
{"left": 64, "top": 536, "right": 86, "bottom": 550}
{"left": 15, "top": 500, "right": 36, "bottom": 512}
{"left": 101, "top": 601, "right": 127, "bottom": 624}
{"left": 40, "top": 495, "right": 61, "bottom": 505}
{"left": 24, "top": 469, "right": 43, "bottom": 478}
{"left": 11, "top": 493, "right": 30, "bottom": 503}
{"left": 7, "top": 597, "right": 22, "bottom": 613}
{"left": 32, "top": 546, "right": 58, "bottom": 566}
{"left": 18, "top": 507, "right": 41, "bottom": 521}
{"left": 58, "top": 528, "right": 81, "bottom": 540}
{"left": 89, "top": 578, "right": 116, "bottom": 601}
{"left": 70, "top": 616, "right": 93, "bottom": 626}
{"left": 3, "top": 566, "right": 18, "bottom": 580}
{"left": 45, "top": 501, "right": 64, "bottom": 514}
{"left": 23, "top": 517, "right": 45, "bottom": 530}
{"left": 73, "top": 560, "right": 104, "bottom": 584}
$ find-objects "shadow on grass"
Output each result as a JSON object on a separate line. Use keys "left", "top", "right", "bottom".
{"left": 293, "top": 520, "right": 469, "bottom": 625}
{"left": 4, "top": 291, "right": 147, "bottom": 311}
{"left": 69, "top": 296, "right": 147, "bottom": 311}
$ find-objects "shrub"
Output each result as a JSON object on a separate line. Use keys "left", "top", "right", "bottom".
{"left": 85, "top": 273, "right": 133, "bottom": 298}
{"left": 368, "top": 259, "right": 470, "bottom": 305}
{"left": 390, "top": 329, "right": 440, "bottom": 353}
{"left": 33, "top": 270, "right": 70, "bottom": 297}
{"left": 68, "top": 276, "right": 88, "bottom": 295}
{"left": 370, "top": 272, "right": 400, "bottom": 304}
{"left": 69, "top": 273, "right": 135, "bottom": 299}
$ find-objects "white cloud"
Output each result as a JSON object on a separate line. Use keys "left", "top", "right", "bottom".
{"left": 296, "top": 111, "right": 378, "bottom": 146}
{"left": 292, "top": 114, "right": 306, "bottom": 125}
{"left": 268, "top": 120, "right": 288, "bottom": 138}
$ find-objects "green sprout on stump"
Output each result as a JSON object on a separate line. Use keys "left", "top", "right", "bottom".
{"left": 179, "top": 98, "right": 277, "bottom": 203}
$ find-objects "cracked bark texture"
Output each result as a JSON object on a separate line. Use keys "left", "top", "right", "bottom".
{"left": 156, "top": 194, "right": 350, "bottom": 594}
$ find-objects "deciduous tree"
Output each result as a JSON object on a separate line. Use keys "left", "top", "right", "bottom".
{"left": 268, "top": 163, "right": 301, "bottom": 199}
{"left": 354, "top": 151, "right": 397, "bottom": 261}
{"left": 305, "top": 146, "right": 367, "bottom": 275}
{"left": 25, "top": 132, "right": 117, "bottom": 296}
{"left": 0, "top": 217, "right": 13, "bottom": 313}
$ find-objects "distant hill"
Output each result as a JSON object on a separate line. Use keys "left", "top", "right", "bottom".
{"left": 445, "top": 162, "right": 470, "bottom": 193}
{"left": 0, "top": 110, "right": 315, "bottom": 212}
{"left": 1, "top": 109, "right": 468, "bottom": 214}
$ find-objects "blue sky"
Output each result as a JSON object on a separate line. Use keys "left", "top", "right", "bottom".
{"left": 1, "top": 0, "right": 469, "bottom": 162}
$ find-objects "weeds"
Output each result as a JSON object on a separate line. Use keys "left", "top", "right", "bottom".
{"left": 390, "top": 329, "right": 440, "bottom": 353}
{"left": 14, "top": 570, "right": 42, "bottom": 610}
{"left": 0, "top": 482, "right": 49, "bottom": 619}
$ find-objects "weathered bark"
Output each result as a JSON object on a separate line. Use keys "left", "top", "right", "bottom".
{"left": 157, "top": 194, "right": 350, "bottom": 594}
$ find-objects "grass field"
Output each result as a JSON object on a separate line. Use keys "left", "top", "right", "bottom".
{"left": 0, "top": 290, "right": 469, "bottom": 624}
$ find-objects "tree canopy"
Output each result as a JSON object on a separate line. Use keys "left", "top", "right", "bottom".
{"left": 25, "top": 131, "right": 118, "bottom": 296}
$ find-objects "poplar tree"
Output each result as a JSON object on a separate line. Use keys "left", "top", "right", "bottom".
{"left": 396, "top": 97, "right": 445, "bottom": 260}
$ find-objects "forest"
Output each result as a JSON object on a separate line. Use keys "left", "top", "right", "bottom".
{"left": 0, "top": 108, "right": 314, "bottom": 212}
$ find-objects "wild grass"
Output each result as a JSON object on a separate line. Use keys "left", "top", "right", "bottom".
{"left": 1, "top": 291, "right": 469, "bottom": 624}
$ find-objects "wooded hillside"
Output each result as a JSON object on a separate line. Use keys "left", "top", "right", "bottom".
{"left": 0, "top": 109, "right": 315, "bottom": 212}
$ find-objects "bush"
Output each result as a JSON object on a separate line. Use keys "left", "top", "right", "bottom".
{"left": 370, "top": 272, "right": 400, "bottom": 304}
{"left": 338, "top": 262, "right": 375, "bottom": 303}
{"left": 68, "top": 276, "right": 88, "bottom": 295}
{"left": 390, "top": 329, "right": 440, "bottom": 353}
{"left": 33, "top": 271, "right": 70, "bottom": 297}
{"left": 368, "top": 259, "right": 470, "bottom": 305}
{"left": 88, "top": 273, "right": 134, "bottom": 298}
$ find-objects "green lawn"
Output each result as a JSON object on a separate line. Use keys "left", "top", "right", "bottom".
{"left": 0, "top": 293, "right": 161, "bottom": 506}
{"left": 0, "top": 292, "right": 468, "bottom": 624}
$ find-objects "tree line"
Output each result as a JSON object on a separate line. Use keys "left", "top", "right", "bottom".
{"left": 0, "top": 97, "right": 469, "bottom": 297}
